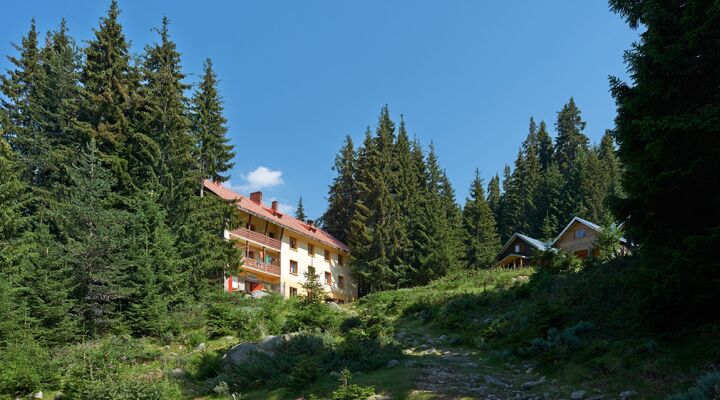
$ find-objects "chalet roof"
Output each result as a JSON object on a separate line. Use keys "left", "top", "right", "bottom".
{"left": 203, "top": 180, "right": 350, "bottom": 252}
{"left": 497, "top": 232, "right": 549, "bottom": 256}
{"left": 551, "top": 216, "right": 627, "bottom": 246}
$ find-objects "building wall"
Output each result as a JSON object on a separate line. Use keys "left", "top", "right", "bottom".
{"left": 279, "top": 232, "right": 356, "bottom": 302}
{"left": 497, "top": 236, "right": 538, "bottom": 261}
{"left": 554, "top": 221, "right": 599, "bottom": 257}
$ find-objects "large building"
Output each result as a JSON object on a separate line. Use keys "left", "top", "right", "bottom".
{"left": 203, "top": 180, "right": 357, "bottom": 302}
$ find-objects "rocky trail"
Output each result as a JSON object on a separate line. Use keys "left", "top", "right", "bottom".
{"left": 393, "top": 329, "right": 634, "bottom": 400}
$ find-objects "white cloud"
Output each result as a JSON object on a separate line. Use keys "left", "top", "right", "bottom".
{"left": 229, "top": 166, "right": 284, "bottom": 192}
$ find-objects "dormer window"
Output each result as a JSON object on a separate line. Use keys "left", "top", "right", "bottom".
{"left": 514, "top": 244, "right": 520, "bottom": 253}
{"left": 575, "top": 229, "right": 586, "bottom": 239}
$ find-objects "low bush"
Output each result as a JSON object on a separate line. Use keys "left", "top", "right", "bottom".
{"left": 668, "top": 371, "right": 720, "bottom": 400}
{"left": 0, "top": 337, "right": 52, "bottom": 396}
{"left": 331, "top": 368, "right": 376, "bottom": 400}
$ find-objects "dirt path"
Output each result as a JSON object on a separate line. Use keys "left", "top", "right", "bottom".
{"left": 395, "top": 330, "right": 606, "bottom": 400}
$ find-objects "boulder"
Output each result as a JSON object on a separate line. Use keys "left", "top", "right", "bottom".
{"left": 170, "top": 368, "right": 186, "bottom": 378}
{"left": 619, "top": 390, "right": 636, "bottom": 399}
{"left": 438, "top": 335, "right": 448, "bottom": 341}
{"left": 224, "top": 333, "right": 301, "bottom": 366}
{"left": 521, "top": 377, "right": 546, "bottom": 390}
{"left": 32, "top": 392, "right": 43, "bottom": 399}
{"left": 571, "top": 390, "right": 586, "bottom": 399}
{"left": 484, "top": 375, "right": 510, "bottom": 387}
{"left": 195, "top": 342, "right": 206, "bottom": 351}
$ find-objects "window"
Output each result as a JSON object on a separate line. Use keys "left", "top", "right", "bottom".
{"left": 289, "top": 237, "right": 297, "bottom": 250}
{"left": 308, "top": 266, "right": 315, "bottom": 276}
{"left": 575, "top": 229, "right": 586, "bottom": 239}
{"left": 324, "top": 249, "right": 330, "bottom": 262}
{"left": 307, "top": 243, "right": 315, "bottom": 256}
{"left": 338, "top": 275, "right": 345, "bottom": 288}
{"left": 268, "top": 232, "right": 275, "bottom": 239}
{"left": 325, "top": 272, "right": 331, "bottom": 285}
{"left": 514, "top": 244, "right": 520, "bottom": 253}
{"left": 248, "top": 250, "right": 256, "bottom": 259}
{"left": 289, "top": 287, "right": 297, "bottom": 297}
{"left": 290, "top": 260, "right": 298, "bottom": 275}
{"left": 248, "top": 224, "right": 256, "bottom": 231}
{"left": 338, "top": 254, "right": 345, "bottom": 266}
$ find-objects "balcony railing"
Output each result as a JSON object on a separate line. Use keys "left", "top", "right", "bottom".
{"left": 242, "top": 256, "right": 281, "bottom": 276}
{"left": 230, "top": 227, "right": 282, "bottom": 250}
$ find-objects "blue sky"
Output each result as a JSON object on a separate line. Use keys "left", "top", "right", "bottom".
{"left": 1, "top": 1, "right": 639, "bottom": 219}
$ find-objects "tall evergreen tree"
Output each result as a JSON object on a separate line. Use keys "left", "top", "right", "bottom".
{"left": 536, "top": 120, "right": 554, "bottom": 171}
{"left": 487, "top": 173, "right": 501, "bottom": 222}
{"left": 554, "top": 97, "right": 589, "bottom": 175}
{"left": 295, "top": 197, "right": 306, "bottom": 221}
{"left": 610, "top": 0, "right": 720, "bottom": 323}
{"left": 192, "top": 58, "right": 235, "bottom": 192}
{"left": 463, "top": 170, "right": 501, "bottom": 268}
{"left": 79, "top": 0, "right": 146, "bottom": 191}
{"left": 322, "top": 135, "right": 355, "bottom": 243}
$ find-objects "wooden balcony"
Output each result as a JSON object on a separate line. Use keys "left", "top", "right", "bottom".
{"left": 242, "top": 256, "right": 281, "bottom": 276}
{"left": 230, "top": 227, "right": 282, "bottom": 250}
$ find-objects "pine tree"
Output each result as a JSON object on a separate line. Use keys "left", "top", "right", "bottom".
{"left": 79, "top": 0, "right": 145, "bottom": 191}
{"left": 322, "top": 135, "right": 355, "bottom": 243}
{"left": 520, "top": 119, "right": 543, "bottom": 236}
{"left": 610, "top": 0, "right": 720, "bottom": 323}
{"left": 536, "top": 162, "right": 565, "bottom": 241}
{"left": 295, "top": 197, "right": 306, "bottom": 220}
{"left": 487, "top": 174, "right": 501, "bottom": 222}
{"left": 463, "top": 169, "right": 501, "bottom": 268}
{"left": 53, "top": 142, "right": 131, "bottom": 335}
{"left": 192, "top": 58, "right": 235, "bottom": 192}
{"left": 536, "top": 120, "right": 553, "bottom": 171}
{"left": 0, "top": 20, "right": 42, "bottom": 184}
{"left": 554, "top": 97, "right": 589, "bottom": 175}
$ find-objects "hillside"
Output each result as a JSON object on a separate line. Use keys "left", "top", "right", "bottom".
{"left": 5, "top": 261, "right": 717, "bottom": 400}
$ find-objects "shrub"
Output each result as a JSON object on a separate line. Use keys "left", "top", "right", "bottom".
{"left": 0, "top": 337, "right": 52, "bottom": 396}
{"left": 668, "top": 371, "right": 720, "bottom": 400}
{"left": 331, "top": 368, "right": 375, "bottom": 400}
{"left": 530, "top": 321, "right": 595, "bottom": 358}
{"left": 75, "top": 375, "right": 182, "bottom": 400}
{"left": 286, "top": 356, "right": 321, "bottom": 394}
{"left": 285, "top": 301, "right": 343, "bottom": 333}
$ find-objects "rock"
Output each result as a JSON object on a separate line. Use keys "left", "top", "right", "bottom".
{"left": 438, "top": 335, "right": 448, "bottom": 341}
{"left": 171, "top": 368, "right": 186, "bottom": 378}
{"left": 54, "top": 393, "right": 63, "bottom": 400}
{"left": 367, "top": 395, "right": 391, "bottom": 400}
{"left": 586, "top": 396, "right": 605, "bottom": 400}
{"left": 526, "top": 368, "right": 534, "bottom": 374}
{"left": 521, "top": 377, "right": 546, "bottom": 390}
{"left": 329, "top": 371, "right": 341, "bottom": 378}
{"left": 404, "top": 360, "right": 416, "bottom": 368}
{"left": 619, "top": 390, "right": 636, "bottom": 399}
{"left": 461, "top": 362, "right": 478, "bottom": 368}
{"left": 462, "top": 352, "right": 470, "bottom": 357}
{"left": 223, "top": 336, "right": 235, "bottom": 341}
{"left": 395, "top": 331, "right": 406, "bottom": 340}
{"left": 571, "top": 390, "right": 586, "bottom": 399}
{"left": 484, "top": 375, "right": 510, "bottom": 387}
{"left": 386, "top": 359, "right": 400, "bottom": 368}
{"left": 195, "top": 342, "right": 206, "bottom": 351}
{"left": 32, "top": 392, "right": 43, "bottom": 399}
{"left": 224, "top": 332, "right": 302, "bottom": 366}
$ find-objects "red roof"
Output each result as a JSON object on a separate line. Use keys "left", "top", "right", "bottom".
{"left": 203, "top": 180, "right": 350, "bottom": 252}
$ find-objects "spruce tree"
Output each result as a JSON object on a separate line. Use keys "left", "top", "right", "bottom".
{"left": 536, "top": 120, "right": 554, "bottom": 171}
{"left": 295, "top": 197, "right": 306, "bottom": 221}
{"left": 610, "top": 0, "right": 720, "bottom": 322}
{"left": 0, "top": 20, "right": 42, "bottom": 183}
{"left": 487, "top": 173, "right": 501, "bottom": 222}
{"left": 79, "top": 0, "right": 145, "bottom": 191}
{"left": 322, "top": 135, "right": 355, "bottom": 243}
{"left": 554, "top": 97, "right": 589, "bottom": 175}
{"left": 520, "top": 120, "right": 543, "bottom": 236}
{"left": 191, "top": 58, "right": 235, "bottom": 192}
{"left": 463, "top": 169, "right": 501, "bottom": 268}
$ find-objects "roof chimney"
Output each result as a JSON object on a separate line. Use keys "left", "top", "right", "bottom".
{"left": 250, "top": 191, "right": 263, "bottom": 205}
{"left": 306, "top": 219, "right": 314, "bottom": 227}
{"left": 271, "top": 200, "right": 279, "bottom": 212}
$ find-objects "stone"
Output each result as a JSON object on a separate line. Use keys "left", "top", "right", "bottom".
{"left": 438, "top": 335, "right": 448, "bottom": 341}
{"left": 386, "top": 359, "right": 400, "bottom": 368}
{"left": 619, "top": 390, "right": 636, "bottom": 399}
{"left": 484, "top": 375, "right": 510, "bottom": 387}
{"left": 171, "top": 368, "right": 186, "bottom": 378}
{"left": 395, "top": 331, "right": 406, "bottom": 339}
{"left": 32, "top": 392, "right": 43, "bottom": 399}
{"left": 224, "top": 332, "right": 302, "bottom": 366}
{"left": 461, "top": 362, "right": 478, "bottom": 368}
{"left": 521, "top": 377, "right": 546, "bottom": 390}
{"left": 571, "top": 390, "right": 586, "bottom": 399}
{"left": 54, "top": 393, "right": 63, "bottom": 400}
{"left": 195, "top": 342, "right": 206, "bottom": 351}
{"left": 586, "top": 396, "right": 605, "bottom": 400}
{"left": 367, "top": 396, "right": 391, "bottom": 400}
{"left": 404, "top": 360, "right": 417, "bottom": 368}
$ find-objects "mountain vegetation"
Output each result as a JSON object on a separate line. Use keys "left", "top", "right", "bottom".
{"left": 0, "top": 0, "right": 718, "bottom": 399}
